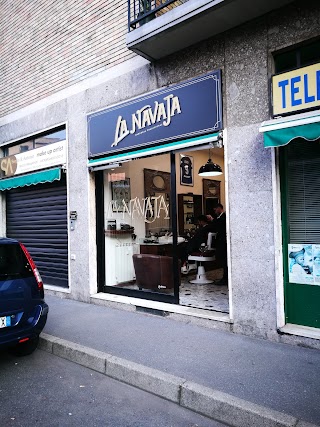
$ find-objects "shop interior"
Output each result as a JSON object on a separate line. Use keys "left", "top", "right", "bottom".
{"left": 103, "top": 144, "right": 228, "bottom": 313}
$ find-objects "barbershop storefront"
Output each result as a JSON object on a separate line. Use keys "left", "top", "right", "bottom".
{"left": 88, "top": 71, "right": 228, "bottom": 311}
{"left": 0, "top": 130, "right": 68, "bottom": 288}
{"left": 260, "top": 62, "right": 320, "bottom": 329}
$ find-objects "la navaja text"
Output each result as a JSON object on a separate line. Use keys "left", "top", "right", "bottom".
{"left": 112, "top": 94, "right": 181, "bottom": 147}
{"left": 108, "top": 195, "right": 170, "bottom": 224}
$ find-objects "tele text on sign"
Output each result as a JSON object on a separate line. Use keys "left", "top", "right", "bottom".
{"left": 272, "top": 63, "right": 320, "bottom": 116}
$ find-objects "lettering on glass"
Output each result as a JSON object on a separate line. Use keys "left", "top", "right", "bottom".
{"left": 107, "top": 195, "right": 170, "bottom": 224}
{"left": 112, "top": 94, "right": 181, "bottom": 147}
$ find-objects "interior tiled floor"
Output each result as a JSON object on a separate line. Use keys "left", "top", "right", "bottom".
{"left": 180, "top": 268, "right": 229, "bottom": 313}
{"left": 116, "top": 267, "right": 229, "bottom": 314}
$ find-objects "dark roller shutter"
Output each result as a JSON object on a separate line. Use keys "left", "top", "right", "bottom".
{"left": 6, "top": 175, "right": 68, "bottom": 287}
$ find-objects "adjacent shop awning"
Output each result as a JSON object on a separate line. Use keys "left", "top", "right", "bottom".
{"left": 259, "top": 111, "right": 320, "bottom": 148}
{"left": 0, "top": 167, "right": 62, "bottom": 191}
{"left": 88, "top": 132, "right": 221, "bottom": 171}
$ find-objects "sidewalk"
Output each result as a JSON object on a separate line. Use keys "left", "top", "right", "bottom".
{"left": 40, "top": 294, "right": 320, "bottom": 427}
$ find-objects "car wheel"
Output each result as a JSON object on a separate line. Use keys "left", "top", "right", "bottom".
{"left": 10, "top": 336, "right": 40, "bottom": 357}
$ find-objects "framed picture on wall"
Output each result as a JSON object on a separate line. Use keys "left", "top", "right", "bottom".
{"left": 111, "top": 178, "right": 131, "bottom": 212}
{"left": 202, "top": 179, "right": 220, "bottom": 198}
{"left": 203, "top": 179, "right": 220, "bottom": 214}
{"left": 180, "top": 155, "right": 193, "bottom": 186}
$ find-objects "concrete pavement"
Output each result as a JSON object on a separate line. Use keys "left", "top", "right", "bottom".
{"left": 40, "top": 295, "right": 320, "bottom": 427}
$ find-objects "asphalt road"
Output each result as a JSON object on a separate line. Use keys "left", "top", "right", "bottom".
{"left": 0, "top": 349, "right": 226, "bottom": 427}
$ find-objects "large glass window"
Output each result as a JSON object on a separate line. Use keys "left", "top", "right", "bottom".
{"left": 101, "top": 143, "right": 229, "bottom": 313}
{"left": 274, "top": 38, "right": 320, "bottom": 73}
{"left": 4, "top": 128, "right": 66, "bottom": 156}
{"left": 103, "top": 153, "right": 177, "bottom": 300}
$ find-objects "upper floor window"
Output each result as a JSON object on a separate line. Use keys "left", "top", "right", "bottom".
{"left": 4, "top": 128, "right": 66, "bottom": 156}
{"left": 274, "top": 38, "right": 320, "bottom": 74}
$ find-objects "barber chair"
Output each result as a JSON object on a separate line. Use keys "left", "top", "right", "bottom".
{"left": 188, "top": 232, "right": 216, "bottom": 284}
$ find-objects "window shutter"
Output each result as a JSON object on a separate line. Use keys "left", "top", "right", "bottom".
{"left": 287, "top": 140, "right": 320, "bottom": 244}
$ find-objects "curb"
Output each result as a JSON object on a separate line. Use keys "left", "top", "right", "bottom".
{"left": 39, "top": 333, "right": 319, "bottom": 427}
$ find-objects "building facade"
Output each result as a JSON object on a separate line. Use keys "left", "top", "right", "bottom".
{"left": 1, "top": 0, "right": 319, "bottom": 348}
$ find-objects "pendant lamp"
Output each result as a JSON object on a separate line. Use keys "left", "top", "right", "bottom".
{"left": 198, "top": 147, "right": 222, "bottom": 176}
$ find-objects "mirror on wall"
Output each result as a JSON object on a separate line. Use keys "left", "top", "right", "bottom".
{"left": 144, "top": 168, "right": 171, "bottom": 237}
{"left": 177, "top": 194, "right": 203, "bottom": 236}
{"left": 202, "top": 179, "right": 220, "bottom": 214}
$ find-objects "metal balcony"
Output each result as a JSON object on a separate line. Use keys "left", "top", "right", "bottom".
{"left": 126, "top": 0, "right": 295, "bottom": 61}
{"left": 128, "top": 1, "right": 186, "bottom": 30}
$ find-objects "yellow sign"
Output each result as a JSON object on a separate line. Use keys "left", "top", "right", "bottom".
{"left": 272, "top": 63, "right": 320, "bottom": 116}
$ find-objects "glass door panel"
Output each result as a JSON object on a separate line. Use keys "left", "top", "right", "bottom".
{"left": 103, "top": 153, "right": 178, "bottom": 299}
{"left": 175, "top": 145, "right": 229, "bottom": 313}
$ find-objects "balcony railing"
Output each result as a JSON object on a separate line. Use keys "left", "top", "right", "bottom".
{"left": 127, "top": 0, "right": 296, "bottom": 61}
{"left": 128, "top": 0, "right": 187, "bottom": 30}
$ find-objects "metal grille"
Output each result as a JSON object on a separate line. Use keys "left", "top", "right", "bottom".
{"left": 6, "top": 176, "right": 68, "bottom": 287}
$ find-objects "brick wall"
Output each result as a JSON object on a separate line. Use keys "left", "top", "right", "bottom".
{"left": 0, "top": 0, "right": 135, "bottom": 117}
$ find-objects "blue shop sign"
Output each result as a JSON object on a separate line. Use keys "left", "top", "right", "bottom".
{"left": 88, "top": 71, "right": 222, "bottom": 158}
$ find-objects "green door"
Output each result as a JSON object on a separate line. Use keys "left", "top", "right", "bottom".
{"left": 280, "top": 138, "right": 320, "bottom": 328}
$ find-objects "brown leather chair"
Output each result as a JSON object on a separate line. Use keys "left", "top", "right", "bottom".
{"left": 132, "top": 254, "right": 180, "bottom": 291}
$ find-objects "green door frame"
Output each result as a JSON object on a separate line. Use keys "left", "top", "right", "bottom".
{"left": 279, "top": 144, "right": 320, "bottom": 329}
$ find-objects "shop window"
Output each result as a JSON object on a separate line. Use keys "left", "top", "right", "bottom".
{"left": 34, "top": 129, "right": 66, "bottom": 149}
{"left": 274, "top": 38, "right": 320, "bottom": 73}
{"left": 100, "top": 144, "right": 229, "bottom": 312}
{"left": 4, "top": 127, "right": 66, "bottom": 156}
{"left": 103, "top": 153, "right": 177, "bottom": 301}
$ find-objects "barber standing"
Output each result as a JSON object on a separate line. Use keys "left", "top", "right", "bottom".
{"left": 213, "top": 203, "right": 228, "bottom": 285}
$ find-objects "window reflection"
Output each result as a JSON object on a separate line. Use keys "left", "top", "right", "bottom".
{"left": 104, "top": 154, "right": 174, "bottom": 295}
{"left": 5, "top": 129, "right": 66, "bottom": 156}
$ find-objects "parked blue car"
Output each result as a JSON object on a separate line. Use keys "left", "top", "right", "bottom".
{"left": 0, "top": 238, "right": 48, "bottom": 356}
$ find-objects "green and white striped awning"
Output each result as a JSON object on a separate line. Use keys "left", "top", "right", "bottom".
{"left": 0, "top": 167, "right": 61, "bottom": 191}
{"left": 259, "top": 110, "right": 320, "bottom": 148}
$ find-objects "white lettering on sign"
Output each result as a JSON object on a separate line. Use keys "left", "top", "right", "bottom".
{"left": 107, "top": 195, "right": 170, "bottom": 223}
{"left": 272, "top": 63, "right": 320, "bottom": 115}
{"left": 112, "top": 94, "right": 181, "bottom": 147}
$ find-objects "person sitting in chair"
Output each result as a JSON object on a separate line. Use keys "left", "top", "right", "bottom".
{"left": 180, "top": 215, "right": 211, "bottom": 274}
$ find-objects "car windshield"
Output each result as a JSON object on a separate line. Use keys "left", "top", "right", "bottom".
{"left": 0, "top": 244, "right": 33, "bottom": 278}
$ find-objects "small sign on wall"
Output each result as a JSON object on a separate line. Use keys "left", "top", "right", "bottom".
{"left": 288, "top": 243, "right": 320, "bottom": 285}
{"left": 180, "top": 155, "right": 193, "bottom": 186}
{"left": 111, "top": 178, "right": 131, "bottom": 212}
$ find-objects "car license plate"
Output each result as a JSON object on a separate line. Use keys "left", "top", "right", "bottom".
{"left": 0, "top": 316, "right": 11, "bottom": 328}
